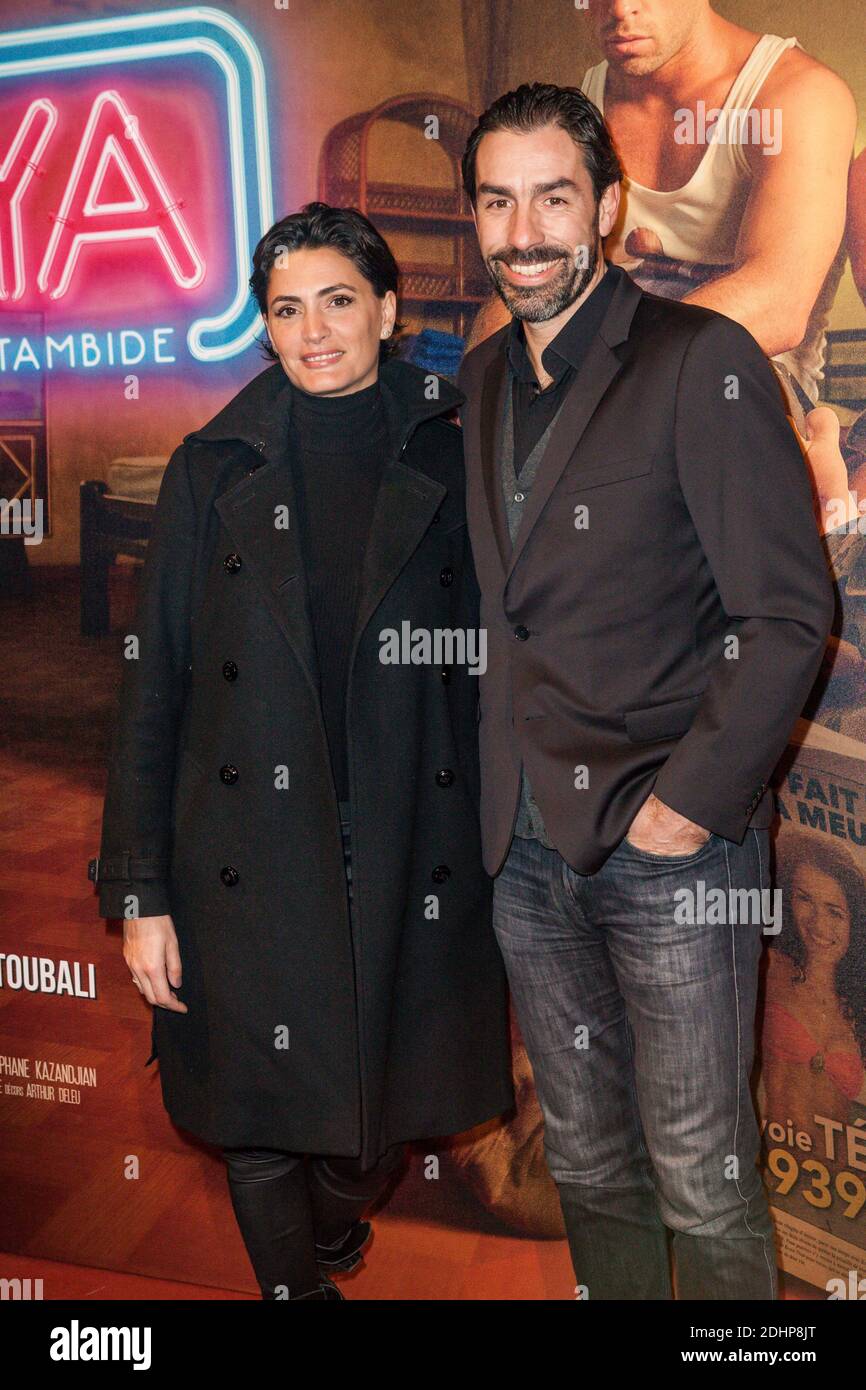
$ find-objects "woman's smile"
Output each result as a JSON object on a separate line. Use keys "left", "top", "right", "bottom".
{"left": 300, "top": 349, "right": 345, "bottom": 369}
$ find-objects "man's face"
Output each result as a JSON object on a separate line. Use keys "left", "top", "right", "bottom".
{"left": 593, "top": 0, "right": 705, "bottom": 76}
{"left": 472, "top": 124, "right": 616, "bottom": 323}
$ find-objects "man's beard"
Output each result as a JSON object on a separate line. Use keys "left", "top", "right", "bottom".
{"left": 486, "top": 234, "right": 600, "bottom": 323}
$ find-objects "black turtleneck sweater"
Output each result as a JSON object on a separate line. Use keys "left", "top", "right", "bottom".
{"left": 287, "top": 379, "right": 390, "bottom": 802}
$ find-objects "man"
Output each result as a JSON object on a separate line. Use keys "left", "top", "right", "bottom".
{"left": 465, "top": 1, "right": 856, "bottom": 519}
{"left": 582, "top": 0, "right": 855, "bottom": 415}
{"left": 468, "top": 1, "right": 855, "bottom": 413}
{"left": 457, "top": 82, "right": 834, "bottom": 1300}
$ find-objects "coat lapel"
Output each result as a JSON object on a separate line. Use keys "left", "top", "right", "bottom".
{"left": 214, "top": 457, "right": 321, "bottom": 696}
{"left": 351, "top": 459, "right": 446, "bottom": 659}
{"left": 479, "top": 351, "right": 512, "bottom": 579}
{"left": 202, "top": 358, "right": 461, "bottom": 698}
{"left": 212, "top": 443, "right": 447, "bottom": 702}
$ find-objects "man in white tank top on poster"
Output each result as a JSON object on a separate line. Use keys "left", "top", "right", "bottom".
{"left": 580, "top": 1, "right": 855, "bottom": 413}
{"left": 467, "top": 1, "right": 856, "bottom": 505}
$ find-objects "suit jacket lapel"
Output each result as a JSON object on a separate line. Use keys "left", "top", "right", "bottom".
{"left": 470, "top": 265, "right": 644, "bottom": 585}
{"left": 504, "top": 333, "right": 626, "bottom": 582}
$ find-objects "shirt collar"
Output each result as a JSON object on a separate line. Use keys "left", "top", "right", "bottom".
{"left": 506, "top": 260, "right": 616, "bottom": 386}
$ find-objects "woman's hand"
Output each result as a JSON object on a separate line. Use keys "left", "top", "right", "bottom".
{"left": 123, "top": 915, "right": 188, "bottom": 1012}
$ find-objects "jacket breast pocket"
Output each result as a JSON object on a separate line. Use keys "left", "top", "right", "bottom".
{"left": 623, "top": 691, "right": 705, "bottom": 743}
{"left": 563, "top": 453, "right": 656, "bottom": 492}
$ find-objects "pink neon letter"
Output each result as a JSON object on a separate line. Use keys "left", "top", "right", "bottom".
{"left": 0, "top": 99, "right": 57, "bottom": 300}
{"left": 38, "top": 89, "right": 205, "bottom": 300}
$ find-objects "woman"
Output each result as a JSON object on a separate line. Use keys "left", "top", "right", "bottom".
{"left": 89, "top": 202, "right": 513, "bottom": 1300}
{"left": 762, "top": 829, "right": 866, "bottom": 1145}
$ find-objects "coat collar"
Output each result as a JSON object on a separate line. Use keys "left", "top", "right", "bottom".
{"left": 473, "top": 262, "right": 644, "bottom": 584}
{"left": 204, "top": 356, "right": 465, "bottom": 718}
{"left": 185, "top": 355, "right": 465, "bottom": 460}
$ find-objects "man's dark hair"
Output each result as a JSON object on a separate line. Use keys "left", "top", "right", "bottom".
{"left": 461, "top": 82, "right": 622, "bottom": 208}
{"left": 250, "top": 202, "right": 401, "bottom": 361}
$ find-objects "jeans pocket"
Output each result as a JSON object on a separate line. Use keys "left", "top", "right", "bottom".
{"left": 622, "top": 831, "right": 717, "bottom": 865}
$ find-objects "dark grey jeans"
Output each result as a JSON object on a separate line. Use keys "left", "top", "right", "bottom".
{"left": 492, "top": 824, "right": 777, "bottom": 1301}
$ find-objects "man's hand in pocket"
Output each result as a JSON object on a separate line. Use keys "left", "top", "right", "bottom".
{"left": 625, "top": 793, "right": 711, "bottom": 856}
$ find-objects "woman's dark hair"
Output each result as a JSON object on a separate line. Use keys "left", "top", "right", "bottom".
{"left": 249, "top": 201, "right": 402, "bottom": 361}
{"left": 461, "top": 82, "right": 622, "bottom": 208}
{"left": 772, "top": 828, "right": 866, "bottom": 1062}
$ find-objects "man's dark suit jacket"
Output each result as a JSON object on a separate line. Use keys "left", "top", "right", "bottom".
{"left": 457, "top": 262, "right": 835, "bottom": 878}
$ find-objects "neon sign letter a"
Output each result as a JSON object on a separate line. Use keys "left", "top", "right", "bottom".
{"left": 38, "top": 88, "right": 205, "bottom": 300}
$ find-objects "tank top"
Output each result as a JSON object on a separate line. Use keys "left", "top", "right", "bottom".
{"left": 581, "top": 34, "right": 845, "bottom": 405}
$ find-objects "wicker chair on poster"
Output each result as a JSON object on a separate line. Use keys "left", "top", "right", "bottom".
{"left": 318, "top": 93, "right": 488, "bottom": 339}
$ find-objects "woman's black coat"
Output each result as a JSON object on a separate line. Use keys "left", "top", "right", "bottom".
{"left": 91, "top": 357, "right": 513, "bottom": 1164}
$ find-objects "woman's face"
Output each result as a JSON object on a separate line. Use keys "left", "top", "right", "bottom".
{"left": 790, "top": 862, "right": 852, "bottom": 966}
{"left": 262, "top": 246, "right": 396, "bottom": 396}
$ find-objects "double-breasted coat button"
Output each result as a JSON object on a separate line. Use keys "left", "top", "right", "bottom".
{"left": 223, "top": 553, "right": 242, "bottom": 573}
{"left": 514, "top": 624, "right": 530, "bottom": 641}
{"left": 220, "top": 764, "right": 239, "bottom": 784}
{"left": 432, "top": 864, "right": 451, "bottom": 884}
{"left": 439, "top": 566, "right": 453, "bottom": 587}
{"left": 220, "top": 866, "right": 239, "bottom": 886}
{"left": 440, "top": 668, "right": 451, "bottom": 685}
{"left": 435, "top": 769, "right": 454, "bottom": 787}
{"left": 222, "top": 660, "right": 238, "bottom": 681}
